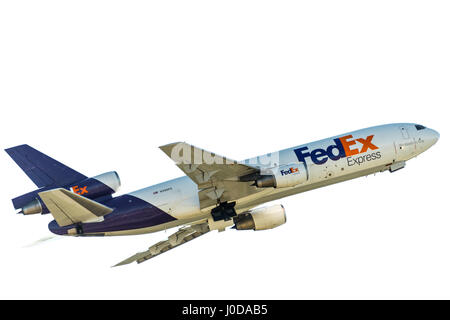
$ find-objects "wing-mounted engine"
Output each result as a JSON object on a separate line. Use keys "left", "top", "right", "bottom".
{"left": 254, "top": 163, "right": 308, "bottom": 188}
{"left": 233, "top": 204, "right": 286, "bottom": 230}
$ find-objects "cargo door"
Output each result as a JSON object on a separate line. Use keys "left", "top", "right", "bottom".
{"left": 397, "top": 125, "right": 416, "bottom": 159}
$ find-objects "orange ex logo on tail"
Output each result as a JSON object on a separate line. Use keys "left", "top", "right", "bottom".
{"left": 70, "top": 185, "right": 88, "bottom": 195}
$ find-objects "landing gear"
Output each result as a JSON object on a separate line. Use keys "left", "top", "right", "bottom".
{"left": 76, "top": 223, "right": 84, "bottom": 235}
{"left": 389, "top": 161, "right": 406, "bottom": 173}
{"left": 211, "top": 201, "right": 237, "bottom": 221}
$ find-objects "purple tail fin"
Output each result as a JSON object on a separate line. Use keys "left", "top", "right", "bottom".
{"left": 5, "top": 144, "right": 87, "bottom": 188}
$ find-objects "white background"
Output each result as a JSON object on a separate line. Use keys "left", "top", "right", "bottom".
{"left": 0, "top": 1, "right": 449, "bottom": 299}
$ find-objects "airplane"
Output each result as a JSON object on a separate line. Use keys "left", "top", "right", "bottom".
{"left": 5, "top": 123, "right": 439, "bottom": 266}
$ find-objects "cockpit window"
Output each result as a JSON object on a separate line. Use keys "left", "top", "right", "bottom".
{"left": 415, "top": 124, "right": 426, "bottom": 130}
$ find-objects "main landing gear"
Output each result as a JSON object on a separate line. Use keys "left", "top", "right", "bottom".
{"left": 211, "top": 201, "right": 237, "bottom": 221}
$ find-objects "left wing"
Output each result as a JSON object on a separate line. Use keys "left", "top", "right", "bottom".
{"left": 159, "top": 142, "right": 261, "bottom": 208}
{"left": 113, "top": 222, "right": 210, "bottom": 267}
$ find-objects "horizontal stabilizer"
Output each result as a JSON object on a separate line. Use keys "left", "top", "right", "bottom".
{"left": 38, "top": 188, "right": 113, "bottom": 227}
{"left": 5, "top": 144, "right": 86, "bottom": 188}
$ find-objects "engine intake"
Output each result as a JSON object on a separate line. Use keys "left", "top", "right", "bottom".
{"left": 86, "top": 171, "right": 121, "bottom": 195}
{"left": 234, "top": 204, "right": 286, "bottom": 230}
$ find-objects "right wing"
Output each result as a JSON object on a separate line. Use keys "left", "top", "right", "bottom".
{"left": 159, "top": 142, "right": 258, "bottom": 188}
{"left": 159, "top": 142, "right": 263, "bottom": 208}
{"left": 38, "top": 188, "right": 113, "bottom": 227}
{"left": 113, "top": 222, "right": 210, "bottom": 267}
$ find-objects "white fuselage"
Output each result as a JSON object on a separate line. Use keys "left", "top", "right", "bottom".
{"left": 106, "top": 123, "right": 439, "bottom": 235}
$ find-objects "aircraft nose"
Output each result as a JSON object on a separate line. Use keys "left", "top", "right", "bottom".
{"left": 428, "top": 128, "right": 440, "bottom": 145}
{"left": 421, "top": 128, "right": 440, "bottom": 150}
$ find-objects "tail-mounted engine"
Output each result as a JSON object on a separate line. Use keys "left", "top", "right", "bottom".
{"left": 16, "top": 171, "right": 121, "bottom": 215}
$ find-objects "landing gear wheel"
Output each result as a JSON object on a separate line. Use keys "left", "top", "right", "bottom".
{"left": 76, "top": 223, "right": 84, "bottom": 235}
{"left": 211, "top": 202, "right": 237, "bottom": 221}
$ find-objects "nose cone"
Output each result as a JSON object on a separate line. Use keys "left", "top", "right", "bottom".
{"left": 419, "top": 128, "right": 440, "bottom": 152}
{"left": 428, "top": 128, "right": 440, "bottom": 146}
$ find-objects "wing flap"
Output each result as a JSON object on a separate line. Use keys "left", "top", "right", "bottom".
{"left": 38, "top": 188, "right": 113, "bottom": 227}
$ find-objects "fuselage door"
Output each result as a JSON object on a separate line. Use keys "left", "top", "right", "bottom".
{"left": 396, "top": 126, "right": 416, "bottom": 160}
{"left": 399, "top": 126, "right": 410, "bottom": 139}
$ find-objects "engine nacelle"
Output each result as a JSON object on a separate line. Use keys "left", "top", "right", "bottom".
{"left": 79, "top": 171, "right": 121, "bottom": 198}
{"left": 255, "top": 163, "right": 307, "bottom": 188}
{"left": 16, "top": 171, "right": 121, "bottom": 215}
{"left": 234, "top": 204, "right": 286, "bottom": 231}
{"left": 21, "top": 198, "right": 43, "bottom": 215}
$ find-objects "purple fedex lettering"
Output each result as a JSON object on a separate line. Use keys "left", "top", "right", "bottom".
{"left": 294, "top": 139, "right": 346, "bottom": 165}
